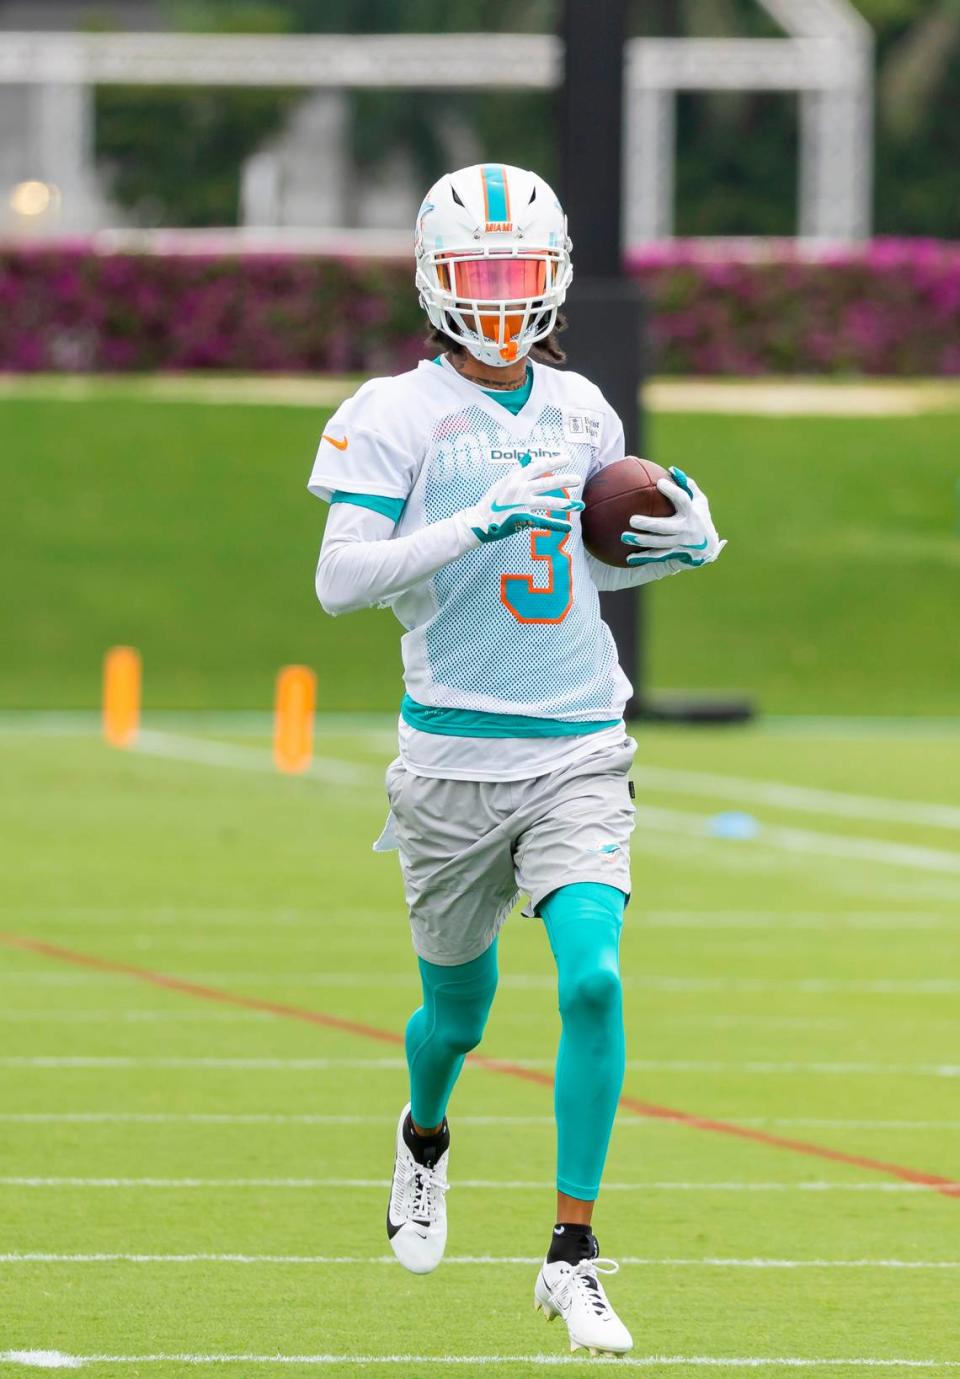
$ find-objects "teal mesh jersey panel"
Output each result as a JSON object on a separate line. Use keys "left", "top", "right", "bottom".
{"left": 418, "top": 400, "right": 624, "bottom": 718}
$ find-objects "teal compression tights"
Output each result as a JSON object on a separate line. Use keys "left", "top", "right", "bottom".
{"left": 405, "top": 882, "right": 625, "bottom": 1200}
{"left": 406, "top": 943, "right": 500, "bottom": 1130}
{"left": 540, "top": 882, "right": 626, "bottom": 1199}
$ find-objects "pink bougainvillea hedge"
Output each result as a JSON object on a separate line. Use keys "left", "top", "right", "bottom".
{"left": 1, "top": 238, "right": 958, "bottom": 376}
{"left": 629, "top": 239, "right": 960, "bottom": 376}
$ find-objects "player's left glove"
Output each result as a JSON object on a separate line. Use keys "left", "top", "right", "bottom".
{"left": 620, "top": 467, "right": 725, "bottom": 568}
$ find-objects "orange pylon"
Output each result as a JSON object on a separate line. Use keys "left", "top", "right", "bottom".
{"left": 274, "top": 665, "right": 316, "bottom": 774}
{"left": 102, "top": 646, "right": 141, "bottom": 748}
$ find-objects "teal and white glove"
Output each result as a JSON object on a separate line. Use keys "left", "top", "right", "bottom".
{"left": 462, "top": 454, "right": 584, "bottom": 545}
{"left": 620, "top": 467, "right": 725, "bottom": 568}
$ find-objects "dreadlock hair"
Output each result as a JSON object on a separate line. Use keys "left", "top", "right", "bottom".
{"left": 425, "top": 311, "right": 567, "bottom": 366}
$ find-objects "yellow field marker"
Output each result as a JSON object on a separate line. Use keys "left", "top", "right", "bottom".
{"left": 274, "top": 665, "right": 316, "bottom": 774}
{"left": 102, "top": 646, "right": 141, "bottom": 748}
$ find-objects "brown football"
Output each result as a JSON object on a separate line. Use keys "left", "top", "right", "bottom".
{"left": 580, "top": 456, "right": 675, "bottom": 567}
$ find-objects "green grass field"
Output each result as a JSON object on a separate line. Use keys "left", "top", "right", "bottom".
{"left": 3, "top": 390, "right": 959, "bottom": 714}
{"left": 2, "top": 717, "right": 960, "bottom": 1376}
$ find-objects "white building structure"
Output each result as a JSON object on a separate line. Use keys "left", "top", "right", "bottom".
{"left": 0, "top": 2, "right": 873, "bottom": 244}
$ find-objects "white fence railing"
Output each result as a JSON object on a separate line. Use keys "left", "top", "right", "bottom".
{"left": 0, "top": 3, "right": 873, "bottom": 244}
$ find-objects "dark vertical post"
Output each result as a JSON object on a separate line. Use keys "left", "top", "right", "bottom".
{"left": 558, "top": 0, "right": 647, "bottom": 718}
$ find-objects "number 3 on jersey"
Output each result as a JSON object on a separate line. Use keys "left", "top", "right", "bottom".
{"left": 500, "top": 510, "right": 573, "bottom": 625}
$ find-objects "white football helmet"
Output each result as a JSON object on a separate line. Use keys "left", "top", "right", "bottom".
{"left": 415, "top": 163, "right": 573, "bottom": 369}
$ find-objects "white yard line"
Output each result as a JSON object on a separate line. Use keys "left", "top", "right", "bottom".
{"left": 1, "top": 1253, "right": 957, "bottom": 1269}
{"left": 5, "top": 906, "right": 955, "bottom": 933}
{"left": 636, "top": 766, "right": 960, "bottom": 832}
{"left": 3, "top": 1055, "right": 960, "bottom": 1076}
{"left": 4, "top": 1349, "right": 960, "bottom": 1370}
{"left": 0, "top": 1011, "right": 268, "bottom": 1023}
{"left": 0, "top": 1178, "right": 948, "bottom": 1192}
{"left": 634, "top": 804, "right": 960, "bottom": 876}
{"left": 0, "top": 1011, "right": 856, "bottom": 1029}
{"left": 25, "top": 722, "right": 960, "bottom": 879}
{"left": 0, "top": 710, "right": 397, "bottom": 739}
{"left": 3, "top": 971, "right": 960, "bottom": 994}
{"left": 129, "top": 741, "right": 960, "bottom": 877}
{"left": 0, "top": 907, "right": 392, "bottom": 928}
{"left": 623, "top": 1061, "right": 960, "bottom": 1076}
{"left": 0, "top": 1057, "right": 408, "bottom": 1069}
{"left": 4, "top": 908, "right": 955, "bottom": 940}
{"left": 612, "top": 975, "right": 960, "bottom": 994}
{"left": 134, "top": 730, "right": 376, "bottom": 786}
{"left": 1, "top": 1113, "right": 958, "bottom": 1130}
{"left": 0, "top": 972, "right": 425, "bottom": 987}
{"left": 643, "top": 910, "right": 955, "bottom": 932}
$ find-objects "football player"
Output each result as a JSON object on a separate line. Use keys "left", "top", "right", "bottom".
{"left": 308, "top": 164, "right": 723, "bottom": 1356}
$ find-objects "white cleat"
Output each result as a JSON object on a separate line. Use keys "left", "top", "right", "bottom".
{"left": 385, "top": 1102, "right": 448, "bottom": 1275}
{"left": 534, "top": 1256, "right": 633, "bottom": 1357}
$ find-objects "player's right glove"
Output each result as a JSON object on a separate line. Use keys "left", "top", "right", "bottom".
{"left": 460, "top": 454, "right": 584, "bottom": 544}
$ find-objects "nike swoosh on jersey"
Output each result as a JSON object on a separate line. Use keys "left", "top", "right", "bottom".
{"left": 321, "top": 434, "right": 349, "bottom": 451}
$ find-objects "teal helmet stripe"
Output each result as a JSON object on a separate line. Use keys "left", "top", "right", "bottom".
{"left": 481, "top": 165, "right": 510, "bottom": 223}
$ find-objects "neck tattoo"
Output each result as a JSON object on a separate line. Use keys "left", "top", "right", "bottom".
{"left": 450, "top": 356, "right": 527, "bottom": 391}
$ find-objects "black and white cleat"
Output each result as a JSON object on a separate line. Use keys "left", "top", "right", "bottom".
{"left": 385, "top": 1103, "right": 449, "bottom": 1275}
{"left": 534, "top": 1255, "right": 633, "bottom": 1356}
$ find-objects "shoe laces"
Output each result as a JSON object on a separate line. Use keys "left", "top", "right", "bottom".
{"left": 562, "top": 1258, "right": 619, "bottom": 1317}
{"left": 397, "top": 1154, "right": 448, "bottom": 1225}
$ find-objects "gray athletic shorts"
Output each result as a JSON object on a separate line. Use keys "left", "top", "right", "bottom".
{"left": 378, "top": 737, "right": 636, "bottom": 966}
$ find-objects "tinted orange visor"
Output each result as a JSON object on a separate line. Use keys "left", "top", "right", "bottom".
{"left": 438, "top": 257, "right": 547, "bottom": 300}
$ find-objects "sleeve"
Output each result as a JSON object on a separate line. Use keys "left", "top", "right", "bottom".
{"left": 585, "top": 549, "right": 692, "bottom": 592}
{"left": 307, "top": 380, "right": 419, "bottom": 505}
{"left": 586, "top": 396, "right": 626, "bottom": 482}
{"left": 315, "top": 501, "right": 480, "bottom": 618}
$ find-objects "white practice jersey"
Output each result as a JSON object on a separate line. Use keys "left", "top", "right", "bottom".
{"left": 308, "top": 356, "right": 635, "bottom": 779}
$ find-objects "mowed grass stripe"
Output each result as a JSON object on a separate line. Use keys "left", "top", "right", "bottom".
{"left": 3, "top": 1253, "right": 960, "bottom": 1268}
{"left": 23, "top": 722, "right": 959, "bottom": 877}
{"left": 1, "top": 934, "right": 959, "bottom": 1197}
{"left": 4, "top": 1056, "right": 960, "bottom": 1076}
{"left": 5, "top": 971, "right": 960, "bottom": 994}
{"left": 2, "top": 1117, "right": 951, "bottom": 1189}
{"left": 4, "top": 1113, "right": 959, "bottom": 1129}
{"left": 0, "top": 1177, "right": 954, "bottom": 1192}
{"left": 634, "top": 765, "right": 960, "bottom": 832}
{"left": 7, "top": 905, "right": 958, "bottom": 932}
{"left": 5, "top": 1257, "right": 960, "bottom": 1263}
{"left": 3, "top": 741, "right": 958, "bottom": 1367}
{"left": 6, "top": 1202, "right": 954, "bottom": 1277}
{"left": 4, "top": 1349, "right": 960, "bottom": 1369}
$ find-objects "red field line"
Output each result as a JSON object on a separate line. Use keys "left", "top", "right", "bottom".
{"left": 3, "top": 930, "right": 959, "bottom": 1199}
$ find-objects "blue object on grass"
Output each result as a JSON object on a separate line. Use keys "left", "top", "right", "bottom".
{"left": 708, "top": 811, "right": 760, "bottom": 840}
